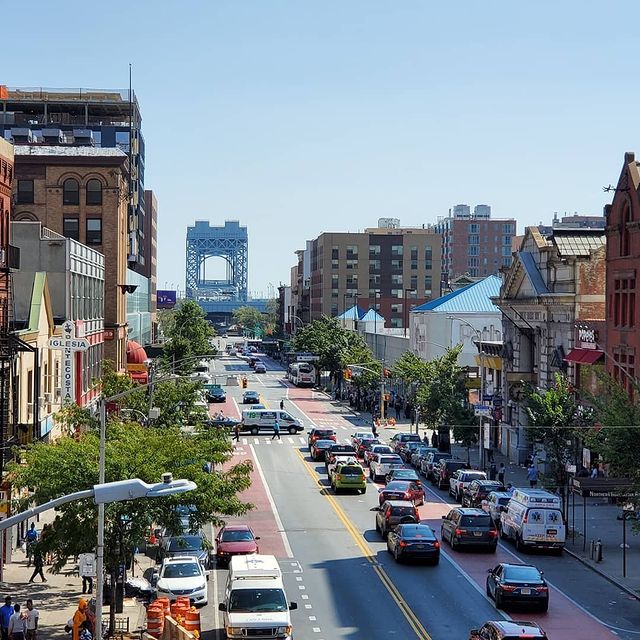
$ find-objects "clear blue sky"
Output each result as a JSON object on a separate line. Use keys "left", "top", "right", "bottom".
{"left": 3, "top": 1, "right": 636, "bottom": 296}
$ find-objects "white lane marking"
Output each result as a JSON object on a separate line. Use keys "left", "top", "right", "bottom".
{"left": 256, "top": 376, "right": 266, "bottom": 387}
{"left": 298, "top": 585, "right": 306, "bottom": 590}
{"left": 232, "top": 397, "right": 241, "bottom": 419}
{"left": 254, "top": 438, "right": 259, "bottom": 444}
{"left": 423, "top": 481, "right": 622, "bottom": 631}
{"left": 287, "top": 437, "right": 294, "bottom": 443}
{"left": 242, "top": 438, "right": 248, "bottom": 445}
{"left": 249, "top": 444, "right": 293, "bottom": 557}
{"left": 298, "top": 437, "right": 305, "bottom": 444}
{"left": 309, "top": 616, "right": 317, "bottom": 621}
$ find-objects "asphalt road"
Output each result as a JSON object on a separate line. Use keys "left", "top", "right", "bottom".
{"left": 196, "top": 348, "right": 640, "bottom": 639}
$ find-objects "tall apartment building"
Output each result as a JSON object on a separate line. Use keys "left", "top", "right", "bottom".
{"left": 0, "top": 86, "right": 155, "bottom": 346}
{"left": 300, "top": 220, "right": 442, "bottom": 329}
{"left": 434, "top": 204, "right": 516, "bottom": 287}
{"left": 12, "top": 146, "right": 129, "bottom": 370}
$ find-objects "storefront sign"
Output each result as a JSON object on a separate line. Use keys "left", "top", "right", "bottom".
{"left": 47, "top": 321, "right": 89, "bottom": 404}
{"left": 104, "top": 328, "right": 115, "bottom": 341}
{"left": 577, "top": 326, "right": 598, "bottom": 350}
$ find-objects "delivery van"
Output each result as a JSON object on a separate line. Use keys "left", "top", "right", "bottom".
{"left": 219, "top": 554, "right": 297, "bottom": 639}
{"left": 241, "top": 409, "right": 304, "bottom": 435}
{"left": 500, "top": 488, "right": 565, "bottom": 552}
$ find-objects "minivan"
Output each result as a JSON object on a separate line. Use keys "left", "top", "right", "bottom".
{"left": 241, "top": 409, "right": 304, "bottom": 435}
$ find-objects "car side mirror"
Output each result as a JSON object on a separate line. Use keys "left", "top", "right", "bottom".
{"left": 218, "top": 603, "right": 227, "bottom": 612}
{"left": 470, "top": 630, "right": 479, "bottom": 636}
{"left": 151, "top": 571, "right": 159, "bottom": 586}
{"left": 289, "top": 602, "right": 298, "bottom": 611}
{"left": 255, "top": 536, "right": 261, "bottom": 540}
{"left": 441, "top": 515, "right": 447, "bottom": 520}
{"left": 487, "top": 568, "right": 492, "bottom": 573}
{"left": 372, "top": 506, "right": 381, "bottom": 511}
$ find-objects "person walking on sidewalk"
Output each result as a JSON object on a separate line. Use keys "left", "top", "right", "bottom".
{"left": 279, "top": 399, "right": 284, "bottom": 411}
{"left": 232, "top": 423, "right": 240, "bottom": 442}
{"left": 8, "top": 604, "right": 26, "bottom": 640}
{"left": 527, "top": 464, "right": 538, "bottom": 488}
{"left": 497, "top": 463, "right": 506, "bottom": 486}
{"left": 25, "top": 524, "right": 38, "bottom": 567}
{"left": 1, "top": 597, "right": 13, "bottom": 640}
{"left": 271, "top": 419, "right": 281, "bottom": 440}
{"left": 28, "top": 546, "right": 46, "bottom": 583}
{"left": 24, "top": 600, "right": 38, "bottom": 640}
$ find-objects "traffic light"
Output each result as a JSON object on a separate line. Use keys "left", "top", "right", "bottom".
{"left": 242, "top": 377, "right": 248, "bottom": 388}
{"left": 384, "top": 369, "right": 391, "bottom": 378}
{"left": 343, "top": 369, "right": 352, "bottom": 380}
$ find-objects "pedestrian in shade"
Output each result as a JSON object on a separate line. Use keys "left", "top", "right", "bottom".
{"left": 1, "top": 597, "right": 13, "bottom": 640}
{"left": 271, "top": 419, "right": 281, "bottom": 440}
{"left": 527, "top": 464, "right": 538, "bottom": 488}
{"left": 28, "top": 545, "right": 46, "bottom": 583}
{"left": 497, "top": 462, "right": 506, "bottom": 486}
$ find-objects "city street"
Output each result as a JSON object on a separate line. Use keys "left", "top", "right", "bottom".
{"left": 196, "top": 352, "right": 640, "bottom": 639}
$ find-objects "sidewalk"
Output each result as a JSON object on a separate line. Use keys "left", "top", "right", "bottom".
{"left": 0, "top": 510, "right": 151, "bottom": 638}
{"left": 329, "top": 392, "right": 640, "bottom": 597}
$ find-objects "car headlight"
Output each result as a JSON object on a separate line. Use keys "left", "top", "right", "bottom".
{"left": 276, "top": 626, "right": 293, "bottom": 635}
{"left": 226, "top": 627, "right": 243, "bottom": 637}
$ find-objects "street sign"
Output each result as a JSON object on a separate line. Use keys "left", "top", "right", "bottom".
{"left": 47, "top": 321, "right": 89, "bottom": 404}
{"left": 482, "top": 393, "right": 494, "bottom": 402}
{"left": 296, "top": 354, "right": 319, "bottom": 362}
{"left": 473, "top": 404, "right": 492, "bottom": 417}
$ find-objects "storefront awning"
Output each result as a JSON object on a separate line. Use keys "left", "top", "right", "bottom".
{"left": 564, "top": 348, "right": 604, "bottom": 365}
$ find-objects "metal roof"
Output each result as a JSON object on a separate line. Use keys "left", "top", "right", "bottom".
{"left": 553, "top": 232, "right": 605, "bottom": 257}
{"left": 14, "top": 146, "right": 126, "bottom": 157}
{"left": 412, "top": 275, "right": 501, "bottom": 314}
{"left": 519, "top": 252, "right": 549, "bottom": 295}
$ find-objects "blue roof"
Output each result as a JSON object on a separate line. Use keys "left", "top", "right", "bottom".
{"left": 412, "top": 275, "right": 501, "bottom": 314}
{"left": 519, "top": 252, "right": 549, "bottom": 295}
{"left": 360, "top": 309, "right": 385, "bottom": 323}
{"left": 336, "top": 305, "right": 367, "bottom": 320}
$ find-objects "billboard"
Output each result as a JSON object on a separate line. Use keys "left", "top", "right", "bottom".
{"left": 157, "top": 290, "right": 177, "bottom": 309}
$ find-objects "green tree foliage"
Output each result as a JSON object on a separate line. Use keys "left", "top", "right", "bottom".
{"left": 9, "top": 421, "right": 252, "bottom": 574}
{"left": 524, "top": 373, "right": 585, "bottom": 486}
{"left": 162, "top": 300, "right": 215, "bottom": 373}
{"left": 233, "top": 306, "right": 266, "bottom": 337}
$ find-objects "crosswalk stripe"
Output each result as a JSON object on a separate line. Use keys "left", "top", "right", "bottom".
{"left": 254, "top": 438, "right": 259, "bottom": 444}
{"left": 242, "top": 438, "right": 248, "bottom": 445}
{"left": 287, "top": 437, "right": 294, "bottom": 443}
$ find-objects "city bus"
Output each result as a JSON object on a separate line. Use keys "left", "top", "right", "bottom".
{"left": 288, "top": 362, "right": 316, "bottom": 387}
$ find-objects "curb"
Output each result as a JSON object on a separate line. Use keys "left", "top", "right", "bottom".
{"left": 563, "top": 547, "right": 640, "bottom": 600}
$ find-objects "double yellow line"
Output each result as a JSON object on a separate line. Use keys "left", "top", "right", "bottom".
{"left": 295, "top": 450, "right": 432, "bottom": 640}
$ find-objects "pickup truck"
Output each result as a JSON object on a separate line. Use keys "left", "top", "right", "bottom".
{"left": 448, "top": 469, "right": 487, "bottom": 502}
{"left": 369, "top": 453, "right": 403, "bottom": 483}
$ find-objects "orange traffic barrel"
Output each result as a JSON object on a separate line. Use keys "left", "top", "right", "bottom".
{"left": 183, "top": 608, "right": 201, "bottom": 634}
{"left": 155, "top": 597, "right": 170, "bottom": 616}
{"left": 147, "top": 603, "right": 165, "bottom": 638}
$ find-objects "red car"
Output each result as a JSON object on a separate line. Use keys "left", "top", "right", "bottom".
{"left": 214, "top": 524, "right": 260, "bottom": 566}
{"left": 378, "top": 480, "right": 425, "bottom": 506}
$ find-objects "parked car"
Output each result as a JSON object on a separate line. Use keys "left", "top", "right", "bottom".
{"left": 486, "top": 563, "right": 549, "bottom": 612}
{"left": 432, "top": 459, "right": 467, "bottom": 489}
{"left": 441, "top": 507, "right": 498, "bottom": 552}
{"left": 356, "top": 437, "right": 380, "bottom": 458}
{"left": 469, "top": 621, "right": 549, "bottom": 640}
{"left": 389, "top": 432, "right": 422, "bottom": 454}
{"left": 369, "top": 453, "right": 403, "bottom": 482}
{"left": 481, "top": 491, "right": 512, "bottom": 527}
{"left": 214, "top": 524, "right": 260, "bottom": 567}
{"left": 351, "top": 431, "right": 375, "bottom": 448}
{"left": 398, "top": 441, "right": 422, "bottom": 463}
{"left": 154, "top": 556, "right": 208, "bottom": 606}
{"left": 331, "top": 460, "right": 367, "bottom": 494}
{"left": 462, "top": 480, "right": 505, "bottom": 508}
{"left": 157, "top": 534, "right": 215, "bottom": 568}
{"left": 207, "top": 387, "right": 226, "bottom": 403}
{"left": 449, "top": 469, "right": 487, "bottom": 502}
{"left": 387, "top": 523, "right": 440, "bottom": 564}
{"left": 375, "top": 500, "right": 419, "bottom": 539}
{"left": 309, "top": 439, "right": 336, "bottom": 461}
{"left": 420, "top": 451, "right": 453, "bottom": 480}
{"left": 254, "top": 363, "right": 267, "bottom": 373}
{"left": 378, "top": 480, "right": 425, "bottom": 506}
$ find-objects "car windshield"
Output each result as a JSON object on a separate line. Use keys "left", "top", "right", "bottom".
{"left": 221, "top": 530, "right": 254, "bottom": 542}
{"left": 315, "top": 440, "right": 334, "bottom": 448}
{"left": 162, "top": 563, "right": 201, "bottom": 579}
{"left": 381, "top": 456, "right": 401, "bottom": 464}
{"left": 391, "top": 506, "right": 416, "bottom": 517}
{"left": 228, "top": 588, "right": 288, "bottom": 613}
{"left": 168, "top": 536, "right": 202, "bottom": 552}
{"left": 315, "top": 430, "right": 334, "bottom": 437}
{"left": 503, "top": 566, "right": 542, "bottom": 581}
{"left": 374, "top": 446, "right": 393, "bottom": 454}
{"left": 460, "top": 515, "right": 492, "bottom": 527}
{"left": 400, "top": 525, "right": 435, "bottom": 539}
{"left": 498, "top": 497, "right": 510, "bottom": 506}
{"left": 386, "top": 481, "right": 410, "bottom": 490}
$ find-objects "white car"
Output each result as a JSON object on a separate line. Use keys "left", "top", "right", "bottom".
{"left": 369, "top": 453, "right": 403, "bottom": 483}
{"left": 155, "top": 556, "right": 209, "bottom": 606}
{"left": 448, "top": 469, "right": 487, "bottom": 502}
{"left": 327, "top": 454, "right": 358, "bottom": 478}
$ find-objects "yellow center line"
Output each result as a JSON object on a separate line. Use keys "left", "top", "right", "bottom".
{"left": 295, "top": 449, "right": 432, "bottom": 640}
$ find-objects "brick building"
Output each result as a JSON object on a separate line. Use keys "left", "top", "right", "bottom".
{"left": 493, "top": 225, "right": 606, "bottom": 462}
{"left": 12, "top": 146, "right": 129, "bottom": 370}
{"left": 604, "top": 152, "right": 640, "bottom": 395}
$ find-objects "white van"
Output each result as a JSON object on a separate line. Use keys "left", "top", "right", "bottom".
{"left": 219, "top": 554, "right": 297, "bottom": 639}
{"left": 500, "top": 488, "right": 565, "bottom": 552}
{"left": 241, "top": 409, "right": 304, "bottom": 435}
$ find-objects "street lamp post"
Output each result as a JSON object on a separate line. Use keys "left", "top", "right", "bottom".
{"left": 448, "top": 315, "right": 485, "bottom": 471}
{"left": 342, "top": 292, "right": 360, "bottom": 328}
{"left": 404, "top": 289, "right": 416, "bottom": 338}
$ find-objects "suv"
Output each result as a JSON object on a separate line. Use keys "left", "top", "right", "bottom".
{"left": 398, "top": 441, "right": 422, "bottom": 463}
{"left": 390, "top": 432, "right": 422, "bottom": 454}
{"left": 411, "top": 445, "right": 437, "bottom": 469}
{"left": 154, "top": 556, "right": 208, "bottom": 606}
{"left": 375, "top": 500, "right": 419, "bottom": 539}
{"left": 365, "top": 444, "right": 393, "bottom": 466}
{"left": 462, "top": 480, "right": 505, "bottom": 508}
{"left": 331, "top": 461, "right": 366, "bottom": 494}
{"left": 482, "top": 491, "right": 512, "bottom": 527}
{"left": 308, "top": 428, "right": 337, "bottom": 448}
{"left": 421, "top": 452, "right": 452, "bottom": 480}
{"left": 157, "top": 534, "right": 214, "bottom": 568}
{"left": 370, "top": 453, "right": 403, "bottom": 482}
{"left": 433, "top": 459, "right": 467, "bottom": 489}
{"left": 441, "top": 507, "right": 498, "bottom": 552}
{"left": 469, "top": 620, "right": 549, "bottom": 639}
{"left": 449, "top": 469, "right": 487, "bottom": 502}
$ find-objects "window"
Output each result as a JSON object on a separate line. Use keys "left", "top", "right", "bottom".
{"left": 369, "top": 274, "right": 380, "bottom": 287}
{"left": 369, "top": 260, "right": 381, "bottom": 272}
{"left": 346, "top": 245, "right": 358, "bottom": 258}
{"left": 391, "top": 274, "right": 403, "bottom": 286}
{"left": 63, "top": 178, "right": 80, "bottom": 205}
{"left": 424, "top": 275, "right": 432, "bottom": 292}
{"left": 391, "top": 245, "right": 403, "bottom": 256}
{"left": 391, "top": 259, "right": 403, "bottom": 270}
{"left": 346, "top": 259, "right": 358, "bottom": 270}
{"left": 63, "top": 217, "right": 80, "bottom": 240}
{"left": 390, "top": 303, "right": 403, "bottom": 314}
{"left": 16, "top": 179, "right": 34, "bottom": 204}
{"left": 410, "top": 275, "right": 417, "bottom": 290}
{"left": 502, "top": 234, "right": 511, "bottom": 246}
{"left": 410, "top": 260, "right": 418, "bottom": 270}
{"left": 331, "top": 304, "right": 339, "bottom": 316}
{"left": 425, "top": 246, "right": 433, "bottom": 270}
{"left": 86, "top": 179, "right": 102, "bottom": 205}
{"left": 115, "top": 130, "right": 130, "bottom": 152}
{"left": 502, "top": 223, "right": 514, "bottom": 234}
{"left": 332, "top": 247, "right": 339, "bottom": 260}
{"left": 468, "top": 223, "right": 479, "bottom": 233}
{"left": 613, "top": 278, "right": 636, "bottom": 328}
{"left": 86, "top": 218, "right": 102, "bottom": 244}
{"left": 390, "top": 289, "right": 403, "bottom": 299}
{"left": 369, "top": 245, "right": 381, "bottom": 256}
{"left": 410, "top": 246, "right": 418, "bottom": 260}
{"left": 621, "top": 204, "right": 631, "bottom": 256}
{"left": 502, "top": 256, "right": 512, "bottom": 267}
{"left": 331, "top": 275, "right": 339, "bottom": 287}
{"left": 468, "top": 257, "right": 479, "bottom": 267}
{"left": 502, "top": 245, "right": 512, "bottom": 256}
{"left": 332, "top": 260, "right": 339, "bottom": 269}
{"left": 468, "top": 234, "right": 480, "bottom": 245}
{"left": 468, "top": 245, "right": 479, "bottom": 256}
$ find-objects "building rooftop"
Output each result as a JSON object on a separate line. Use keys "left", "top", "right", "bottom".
{"left": 14, "top": 145, "right": 127, "bottom": 158}
{"left": 412, "top": 275, "right": 501, "bottom": 314}
{"left": 552, "top": 231, "right": 605, "bottom": 257}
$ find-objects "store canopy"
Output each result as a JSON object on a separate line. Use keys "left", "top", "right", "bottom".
{"left": 564, "top": 348, "right": 604, "bottom": 365}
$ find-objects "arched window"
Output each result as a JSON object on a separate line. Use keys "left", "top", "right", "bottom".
{"left": 86, "top": 179, "right": 102, "bottom": 205}
{"left": 63, "top": 178, "right": 79, "bottom": 205}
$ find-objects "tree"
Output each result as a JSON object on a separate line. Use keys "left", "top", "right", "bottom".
{"left": 9, "top": 421, "right": 252, "bottom": 577}
{"left": 233, "top": 306, "right": 265, "bottom": 337}
{"left": 524, "top": 373, "right": 585, "bottom": 488}
{"left": 162, "top": 300, "right": 215, "bottom": 373}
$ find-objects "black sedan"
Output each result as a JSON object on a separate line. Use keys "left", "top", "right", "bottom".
{"left": 207, "top": 387, "right": 227, "bottom": 403}
{"left": 385, "top": 467, "right": 420, "bottom": 484}
{"left": 242, "top": 390, "right": 261, "bottom": 404}
{"left": 486, "top": 563, "right": 549, "bottom": 611}
{"left": 310, "top": 439, "right": 335, "bottom": 461}
{"left": 387, "top": 524, "right": 440, "bottom": 564}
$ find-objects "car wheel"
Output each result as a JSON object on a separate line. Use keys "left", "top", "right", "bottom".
{"left": 515, "top": 534, "right": 524, "bottom": 552}
{"left": 394, "top": 547, "right": 402, "bottom": 563}
{"left": 382, "top": 527, "right": 388, "bottom": 540}
{"left": 450, "top": 536, "right": 457, "bottom": 551}
{"left": 495, "top": 590, "right": 503, "bottom": 609}
{"left": 361, "top": 487, "right": 367, "bottom": 494}
{"left": 386, "top": 539, "right": 392, "bottom": 553}
{"left": 457, "top": 491, "right": 463, "bottom": 503}
{"left": 250, "top": 427, "right": 259, "bottom": 435}
{"left": 289, "top": 427, "right": 296, "bottom": 435}
{"left": 431, "top": 556, "right": 440, "bottom": 566}
{"left": 375, "top": 520, "right": 380, "bottom": 533}
{"left": 489, "top": 544, "right": 497, "bottom": 554}
{"left": 540, "top": 599, "right": 549, "bottom": 613}
{"left": 486, "top": 580, "right": 491, "bottom": 597}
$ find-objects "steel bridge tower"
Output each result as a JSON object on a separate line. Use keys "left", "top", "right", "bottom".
{"left": 185, "top": 221, "right": 248, "bottom": 302}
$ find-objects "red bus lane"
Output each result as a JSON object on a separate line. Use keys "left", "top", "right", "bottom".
{"left": 418, "top": 500, "right": 616, "bottom": 639}
{"left": 220, "top": 444, "right": 289, "bottom": 559}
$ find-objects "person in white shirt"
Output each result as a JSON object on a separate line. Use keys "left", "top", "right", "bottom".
{"left": 8, "top": 604, "right": 26, "bottom": 640}
{"left": 24, "top": 601, "right": 38, "bottom": 640}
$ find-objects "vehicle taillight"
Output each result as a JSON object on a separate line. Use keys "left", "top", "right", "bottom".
{"left": 538, "top": 586, "right": 549, "bottom": 592}
{"left": 360, "top": 476, "right": 365, "bottom": 482}
{"left": 489, "top": 529, "right": 498, "bottom": 537}
{"left": 385, "top": 512, "right": 391, "bottom": 520}
{"left": 399, "top": 541, "right": 407, "bottom": 547}
{"left": 455, "top": 528, "right": 465, "bottom": 536}
{"left": 523, "top": 513, "right": 528, "bottom": 523}
{"left": 404, "top": 492, "right": 411, "bottom": 499}
{"left": 501, "top": 584, "right": 517, "bottom": 592}
{"left": 335, "top": 474, "right": 341, "bottom": 481}
{"left": 434, "top": 540, "right": 440, "bottom": 548}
